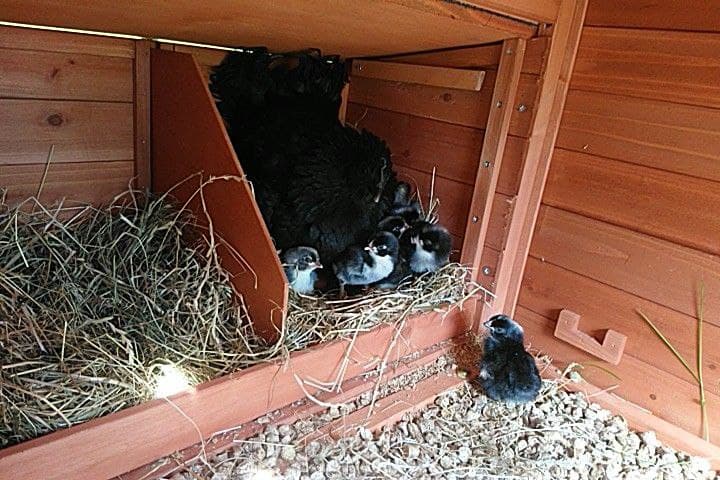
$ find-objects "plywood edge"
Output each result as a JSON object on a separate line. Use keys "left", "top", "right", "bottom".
{"left": 0, "top": 309, "right": 469, "bottom": 480}
{"left": 543, "top": 366, "right": 720, "bottom": 470}
{"left": 451, "top": 0, "right": 560, "bottom": 23}
{"left": 352, "top": 59, "right": 485, "bottom": 91}
{"left": 150, "top": 49, "right": 287, "bottom": 342}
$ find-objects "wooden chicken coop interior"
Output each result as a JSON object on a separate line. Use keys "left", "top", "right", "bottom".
{"left": 1, "top": 0, "right": 719, "bottom": 478}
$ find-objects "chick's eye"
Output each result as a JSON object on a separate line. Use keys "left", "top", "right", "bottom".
{"left": 303, "top": 255, "right": 312, "bottom": 263}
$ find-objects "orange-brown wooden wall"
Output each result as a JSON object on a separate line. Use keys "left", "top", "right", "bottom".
{"left": 516, "top": 1, "right": 720, "bottom": 440}
{"left": 0, "top": 26, "right": 138, "bottom": 206}
{"left": 346, "top": 39, "right": 548, "bottom": 288}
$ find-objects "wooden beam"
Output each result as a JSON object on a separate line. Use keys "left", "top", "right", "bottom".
{"left": 352, "top": 60, "right": 485, "bottom": 91}
{"left": 452, "top": 0, "right": 560, "bottom": 23}
{"left": 338, "top": 83, "right": 349, "bottom": 124}
{"left": 0, "top": 310, "right": 468, "bottom": 480}
{"left": 460, "top": 39, "right": 525, "bottom": 280}
{"left": 459, "top": 38, "right": 525, "bottom": 330}
{"left": 484, "top": 0, "right": 588, "bottom": 321}
{"left": 133, "top": 39, "right": 151, "bottom": 190}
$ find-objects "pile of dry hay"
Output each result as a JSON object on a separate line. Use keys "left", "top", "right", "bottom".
{"left": 0, "top": 189, "right": 482, "bottom": 447}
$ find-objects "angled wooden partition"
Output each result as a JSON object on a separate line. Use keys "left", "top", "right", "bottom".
{"left": 150, "top": 49, "right": 287, "bottom": 341}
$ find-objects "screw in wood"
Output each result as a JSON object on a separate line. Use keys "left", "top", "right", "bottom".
{"left": 471, "top": 216, "right": 479, "bottom": 223}
{"left": 482, "top": 266, "right": 492, "bottom": 275}
{"left": 495, "top": 101, "right": 503, "bottom": 108}
{"left": 517, "top": 104, "right": 528, "bottom": 112}
{"left": 482, "top": 161, "right": 491, "bottom": 168}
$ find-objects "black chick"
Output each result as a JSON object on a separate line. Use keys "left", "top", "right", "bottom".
{"left": 388, "top": 182, "right": 422, "bottom": 225}
{"left": 281, "top": 247, "right": 322, "bottom": 294}
{"left": 479, "top": 315, "right": 541, "bottom": 403}
{"left": 211, "top": 49, "right": 399, "bottom": 266}
{"left": 401, "top": 221, "right": 452, "bottom": 274}
{"left": 378, "top": 216, "right": 409, "bottom": 239}
{"left": 333, "top": 232, "right": 399, "bottom": 297}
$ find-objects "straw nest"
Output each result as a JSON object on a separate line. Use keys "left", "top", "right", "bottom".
{"left": 0, "top": 188, "right": 482, "bottom": 447}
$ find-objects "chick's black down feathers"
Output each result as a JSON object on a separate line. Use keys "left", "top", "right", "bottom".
{"left": 211, "top": 49, "right": 398, "bottom": 265}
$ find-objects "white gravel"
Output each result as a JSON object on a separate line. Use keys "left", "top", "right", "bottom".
{"left": 166, "top": 361, "right": 718, "bottom": 480}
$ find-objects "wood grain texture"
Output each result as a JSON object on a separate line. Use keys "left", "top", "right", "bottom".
{"left": 0, "top": 160, "right": 133, "bottom": 207}
{"left": 461, "top": 39, "right": 525, "bottom": 282}
{"left": 520, "top": 256, "right": 720, "bottom": 387}
{"left": 0, "top": 25, "right": 135, "bottom": 57}
{"left": 517, "top": 306, "right": 720, "bottom": 440}
{"left": 348, "top": 73, "right": 537, "bottom": 136}
{"left": 133, "top": 40, "right": 151, "bottom": 190}
{"left": 0, "top": 99, "right": 133, "bottom": 165}
{"left": 485, "top": 193, "right": 512, "bottom": 251}
{"left": 394, "top": 165, "right": 473, "bottom": 239}
{"left": 346, "top": 104, "right": 484, "bottom": 186}
{"left": 544, "top": 149, "right": 720, "bottom": 256}
{"left": 150, "top": 49, "right": 286, "bottom": 342}
{"left": 0, "top": 0, "right": 533, "bottom": 58}
{"left": 0, "top": 309, "right": 468, "bottom": 480}
{"left": 0, "top": 48, "right": 133, "bottom": 101}
{"left": 487, "top": 0, "right": 588, "bottom": 320}
{"left": 386, "top": 36, "right": 548, "bottom": 75}
{"left": 352, "top": 60, "right": 485, "bottom": 91}
{"left": 451, "top": 0, "right": 559, "bottom": 23}
{"left": 572, "top": 27, "right": 720, "bottom": 108}
{"left": 529, "top": 206, "right": 720, "bottom": 328}
{"left": 557, "top": 89, "right": 720, "bottom": 183}
{"left": 585, "top": 0, "right": 720, "bottom": 32}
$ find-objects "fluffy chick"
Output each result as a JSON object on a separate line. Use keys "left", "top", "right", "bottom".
{"left": 401, "top": 221, "right": 452, "bottom": 273}
{"left": 378, "top": 215, "right": 409, "bottom": 239}
{"left": 333, "top": 232, "right": 399, "bottom": 297}
{"left": 281, "top": 246, "right": 322, "bottom": 294}
{"left": 479, "top": 315, "right": 541, "bottom": 403}
{"left": 389, "top": 182, "right": 421, "bottom": 225}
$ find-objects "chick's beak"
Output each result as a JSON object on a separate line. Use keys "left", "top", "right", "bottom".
{"left": 311, "top": 262, "right": 323, "bottom": 269}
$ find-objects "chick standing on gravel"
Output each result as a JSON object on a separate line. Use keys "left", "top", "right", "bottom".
{"left": 479, "top": 314, "right": 541, "bottom": 403}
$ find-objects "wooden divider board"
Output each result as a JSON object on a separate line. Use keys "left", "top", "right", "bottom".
{"left": 0, "top": 309, "right": 468, "bottom": 480}
{"left": 150, "top": 49, "right": 287, "bottom": 342}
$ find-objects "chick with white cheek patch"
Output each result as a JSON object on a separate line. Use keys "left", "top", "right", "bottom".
{"left": 332, "top": 232, "right": 399, "bottom": 298}
{"left": 401, "top": 221, "right": 452, "bottom": 274}
{"left": 281, "top": 246, "right": 322, "bottom": 294}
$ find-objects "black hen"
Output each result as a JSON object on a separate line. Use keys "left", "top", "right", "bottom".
{"left": 211, "top": 49, "right": 397, "bottom": 265}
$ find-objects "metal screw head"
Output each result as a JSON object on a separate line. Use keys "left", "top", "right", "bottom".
{"left": 482, "top": 161, "right": 491, "bottom": 168}
{"left": 482, "top": 266, "right": 492, "bottom": 275}
{"left": 495, "top": 101, "right": 503, "bottom": 108}
{"left": 506, "top": 48, "right": 514, "bottom": 55}
{"left": 471, "top": 215, "right": 479, "bottom": 223}
{"left": 517, "top": 103, "right": 528, "bottom": 112}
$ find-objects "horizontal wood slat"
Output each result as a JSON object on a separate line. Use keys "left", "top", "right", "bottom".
{"left": 393, "top": 165, "right": 472, "bottom": 239}
{"left": 572, "top": 27, "right": 720, "bottom": 108}
{"left": 517, "top": 306, "right": 720, "bottom": 440}
{"left": 529, "top": 206, "right": 720, "bottom": 327}
{"left": 0, "top": 48, "right": 134, "bottom": 101}
{"left": 0, "top": 160, "right": 133, "bottom": 206}
{"left": 520, "top": 256, "right": 720, "bottom": 387}
{"left": 585, "top": 0, "right": 720, "bottom": 33}
{"left": 352, "top": 60, "right": 485, "bottom": 91}
{"left": 386, "top": 36, "right": 548, "bottom": 75}
{"left": 543, "top": 149, "right": 720, "bottom": 256}
{"left": 557, "top": 90, "right": 720, "bottom": 182}
{"left": 348, "top": 73, "right": 537, "bottom": 136}
{"left": 0, "top": 100, "right": 134, "bottom": 165}
{"left": 0, "top": 25, "right": 135, "bottom": 57}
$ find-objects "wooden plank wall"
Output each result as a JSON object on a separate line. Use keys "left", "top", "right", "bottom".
{"left": 0, "top": 26, "right": 137, "bottom": 206}
{"left": 346, "top": 37, "right": 548, "bottom": 287}
{"left": 516, "top": 2, "right": 720, "bottom": 440}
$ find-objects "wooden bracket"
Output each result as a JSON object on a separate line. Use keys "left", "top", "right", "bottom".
{"left": 554, "top": 309, "right": 627, "bottom": 365}
{"left": 351, "top": 59, "right": 485, "bottom": 91}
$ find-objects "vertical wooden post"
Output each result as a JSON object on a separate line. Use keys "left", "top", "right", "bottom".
{"left": 460, "top": 37, "right": 526, "bottom": 329}
{"left": 133, "top": 39, "right": 152, "bottom": 190}
{"left": 338, "top": 83, "right": 350, "bottom": 124}
{"left": 461, "top": 38, "right": 526, "bottom": 269}
{"left": 484, "top": 0, "right": 588, "bottom": 321}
